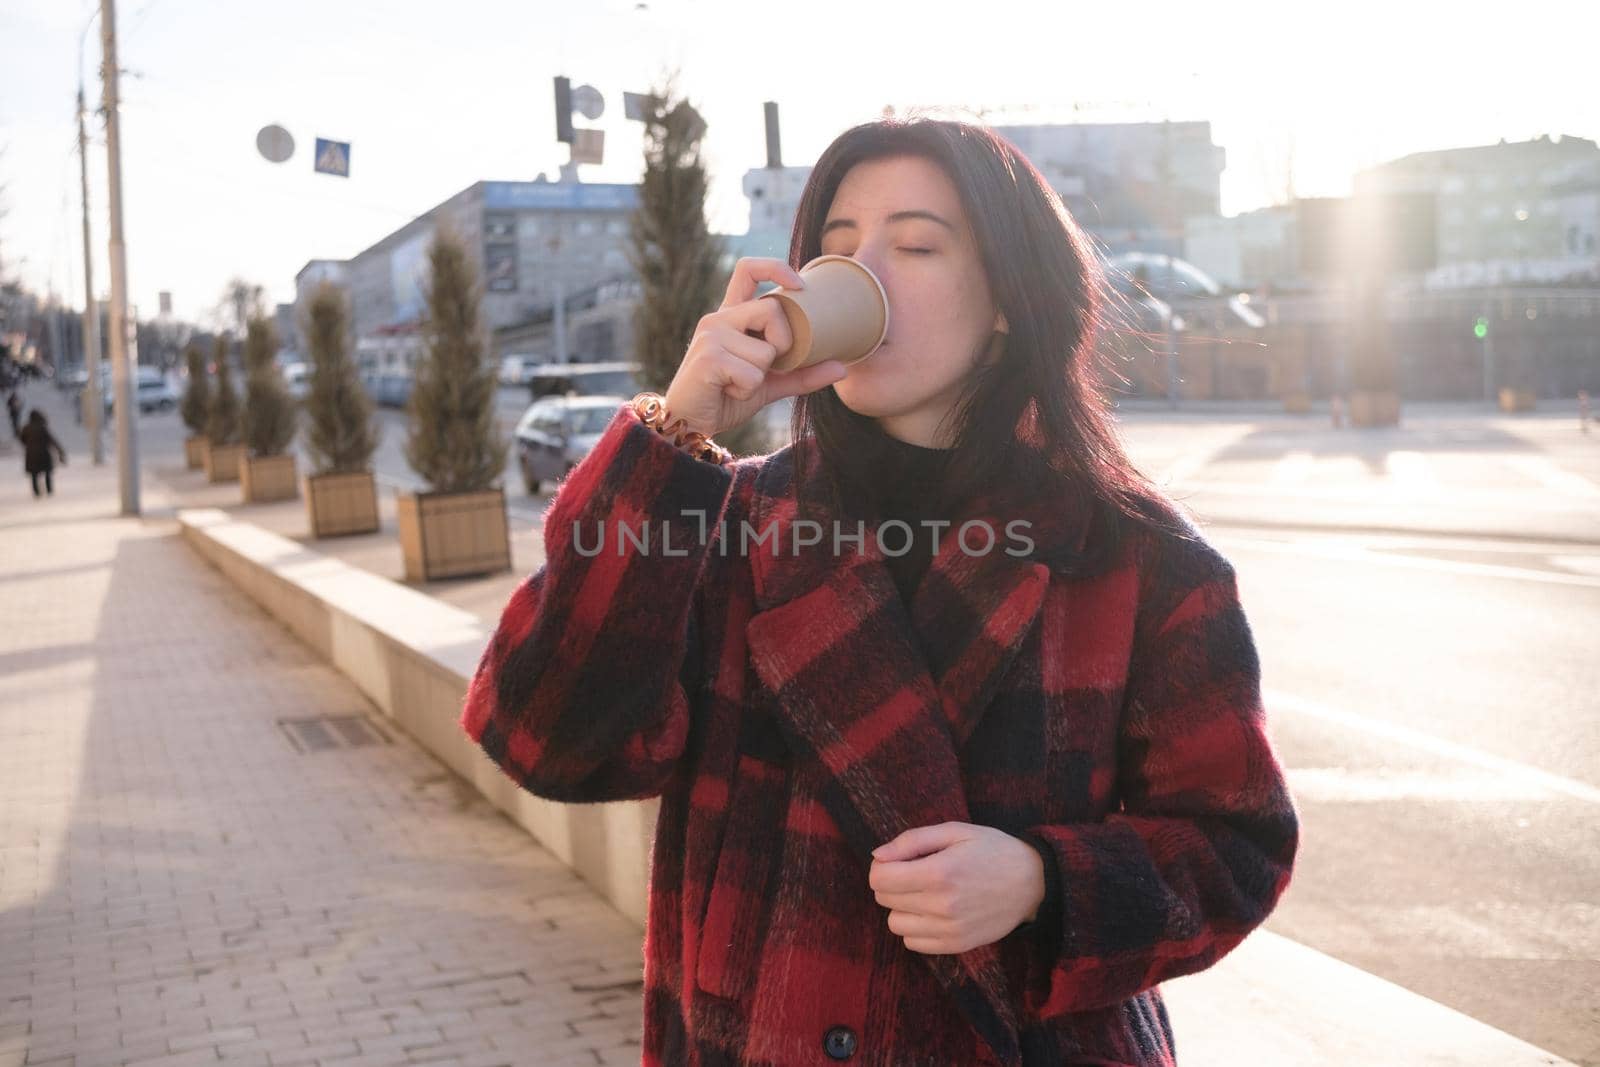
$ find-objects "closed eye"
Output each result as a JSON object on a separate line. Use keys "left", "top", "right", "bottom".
{"left": 825, "top": 247, "right": 934, "bottom": 258}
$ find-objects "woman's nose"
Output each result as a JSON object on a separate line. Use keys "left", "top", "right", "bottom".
{"left": 849, "top": 246, "right": 889, "bottom": 287}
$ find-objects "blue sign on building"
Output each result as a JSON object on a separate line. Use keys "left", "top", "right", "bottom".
{"left": 314, "top": 138, "right": 351, "bottom": 177}
{"left": 480, "top": 181, "right": 637, "bottom": 212}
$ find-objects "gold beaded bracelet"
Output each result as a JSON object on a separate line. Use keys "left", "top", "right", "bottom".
{"left": 631, "top": 392, "right": 733, "bottom": 467}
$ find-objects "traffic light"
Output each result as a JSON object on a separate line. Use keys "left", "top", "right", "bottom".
{"left": 1474, "top": 316, "right": 1489, "bottom": 340}
{"left": 554, "top": 76, "right": 573, "bottom": 145}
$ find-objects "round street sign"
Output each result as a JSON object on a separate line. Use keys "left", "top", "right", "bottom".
{"left": 257, "top": 124, "right": 295, "bottom": 164}
{"left": 572, "top": 84, "right": 605, "bottom": 121}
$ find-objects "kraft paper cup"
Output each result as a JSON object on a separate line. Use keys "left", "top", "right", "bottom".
{"left": 760, "top": 255, "right": 889, "bottom": 373}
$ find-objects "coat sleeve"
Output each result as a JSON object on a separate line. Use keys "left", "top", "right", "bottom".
{"left": 1006, "top": 535, "right": 1299, "bottom": 1017}
{"left": 459, "top": 402, "right": 737, "bottom": 803}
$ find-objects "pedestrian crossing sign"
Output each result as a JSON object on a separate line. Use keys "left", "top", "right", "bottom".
{"left": 314, "top": 138, "right": 351, "bottom": 177}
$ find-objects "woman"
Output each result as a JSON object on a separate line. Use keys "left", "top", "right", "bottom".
{"left": 18, "top": 409, "right": 67, "bottom": 497}
{"left": 461, "top": 118, "right": 1298, "bottom": 1066}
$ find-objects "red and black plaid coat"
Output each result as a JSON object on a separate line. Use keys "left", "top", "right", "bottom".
{"left": 461, "top": 400, "right": 1298, "bottom": 1066}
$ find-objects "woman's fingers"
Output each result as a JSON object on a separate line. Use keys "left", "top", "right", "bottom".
{"left": 760, "top": 360, "right": 850, "bottom": 405}
{"left": 717, "top": 293, "right": 796, "bottom": 359}
{"left": 720, "top": 256, "right": 805, "bottom": 310}
{"left": 710, "top": 349, "right": 766, "bottom": 403}
{"left": 712, "top": 326, "right": 779, "bottom": 373}
{"left": 885, "top": 909, "right": 954, "bottom": 938}
{"left": 873, "top": 889, "right": 947, "bottom": 917}
{"left": 663, "top": 259, "right": 824, "bottom": 436}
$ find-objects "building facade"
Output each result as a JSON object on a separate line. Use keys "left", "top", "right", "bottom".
{"left": 1356, "top": 134, "right": 1600, "bottom": 287}
{"left": 313, "top": 179, "right": 641, "bottom": 351}
{"left": 992, "top": 121, "right": 1226, "bottom": 257}
{"left": 740, "top": 165, "right": 813, "bottom": 245}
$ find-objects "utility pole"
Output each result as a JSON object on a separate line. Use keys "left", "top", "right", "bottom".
{"left": 77, "top": 86, "right": 104, "bottom": 465}
{"left": 100, "top": 0, "right": 139, "bottom": 514}
{"left": 1480, "top": 306, "right": 1497, "bottom": 405}
{"left": 547, "top": 233, "right": 568, "bottom": 364}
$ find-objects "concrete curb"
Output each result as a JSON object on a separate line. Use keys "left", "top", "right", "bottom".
{"left": 1161, "top": 931, "right": 1576, "bottom": 1066}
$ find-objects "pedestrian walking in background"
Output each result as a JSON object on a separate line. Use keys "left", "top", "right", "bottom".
{"left": 6, "top": 390, "right": 21, "bottom": 438}
{"left": 461, "top": 117, "right": 1298, "bottom": 1066}
{"left": 18, "top": 409, "right": 67, "bottom": 497}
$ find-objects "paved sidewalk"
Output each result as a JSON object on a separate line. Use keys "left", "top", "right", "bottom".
{"left": 0, "top": 396, "right": 643, "bottom": 1066}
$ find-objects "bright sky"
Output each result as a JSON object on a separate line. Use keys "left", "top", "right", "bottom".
{"left": 1, "top": 0, "right": 1591, "bottom": 325}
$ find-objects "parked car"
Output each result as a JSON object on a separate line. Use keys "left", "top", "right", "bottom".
{"left": 137, "top": 375, "right": 179, "bottom": 413}
{"left": 513, "top": 394, "right": 631, "bottom": 494}
{"left": 102, "top": 366, "right": 178, "bottom": 414}
{"left": 525, "top": 361, "right": 643, "bottom": 401}
{"left": 1102, "top": 251, "right": 1266, "bottom": 330}
{"left": 364, "top": 372, "right": 413, "bottom": 408}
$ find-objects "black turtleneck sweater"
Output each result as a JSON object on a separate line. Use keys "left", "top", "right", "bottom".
{"left": 867, "top": 432, "right": 955, "bottom": 605}
{"left": 864, "top": 431, "right": 1064, "bottom": 942}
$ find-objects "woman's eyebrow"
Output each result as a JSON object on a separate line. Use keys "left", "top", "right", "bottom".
{"left": 821, "top": 210, "right": 956, "bottom": 236}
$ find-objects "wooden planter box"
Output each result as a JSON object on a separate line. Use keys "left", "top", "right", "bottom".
{"left": 306, "top": 470, "right": 380, "bottom": 538}
{"left": 397, "top": 488, "right": 511, "bottom": 582}
{"left": 242, "top": 453, "right": 299, "bottom": 503}
{"left": 1282, "top": 391, "right": 1313, "bottom": 414}
{"left": 1498, "top": 387, "right": 1537, "bottom": 413}
{"left": 1347, "top": 389, "right": 1401, "bottom": 428}
{"left": 184, "top": 435, "right": 207, "bottom": 470}
{"left": 203, "top": 440, "right": 244, "bottom": 483}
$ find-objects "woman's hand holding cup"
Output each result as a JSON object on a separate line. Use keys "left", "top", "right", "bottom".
{"left": 661, "top": 257, "right": 850, "bottom": 439}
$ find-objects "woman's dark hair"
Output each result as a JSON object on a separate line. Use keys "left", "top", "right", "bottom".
{"left": 786, "top": 116, "right": 1193, "bottom": 575}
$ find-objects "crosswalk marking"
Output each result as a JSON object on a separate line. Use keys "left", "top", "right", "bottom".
{"left": 1287, "top": 766, "right": 1558, "bottom": 803}
{"left": 1214, "top": 532, "right": 1600, "bottom": 588}
{"left": 1503, "top": 455, "right": 1600, "bottom": 500}
{"left": 1148, "top": 425, "right": 1257, "bottom": 488}
{"left": 1551, "top": 554, "right": 1600, "bottom": 577}
{"left": 1147, "top": 441, "right": 1599, "bottom": 512}
{"left": 1384, "top": 450, "right": 1437, "bottom": 493}
{"left": 1271, "top": 451, "right": 1315, "bottom": 485}
{"left": 1266, "top": 688, "right": 1600, "bottom": 806}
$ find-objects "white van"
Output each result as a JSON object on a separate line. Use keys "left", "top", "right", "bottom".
{"left": 499, "top": 354, "right": 541, "bottom": 386}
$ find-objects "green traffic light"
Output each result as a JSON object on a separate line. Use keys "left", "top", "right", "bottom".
{"left": 1474, "top": 317, "right": 1489, "bottom": 340}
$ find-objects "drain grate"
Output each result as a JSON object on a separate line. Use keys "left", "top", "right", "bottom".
{"left": 278, "top": 714, "right": 392, "bottom": 753}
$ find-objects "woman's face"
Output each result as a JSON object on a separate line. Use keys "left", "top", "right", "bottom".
{"left": 818, "top": 154, "right": 1006, "bottom": 447}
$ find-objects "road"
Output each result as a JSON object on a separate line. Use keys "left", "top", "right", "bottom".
{"left": 1123, "top": 404, "right": 1599, "bottom": 1063}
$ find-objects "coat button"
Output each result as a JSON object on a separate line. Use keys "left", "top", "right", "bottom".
{"left": 822, "top": 1025, "right": 857, "bottom": 1060}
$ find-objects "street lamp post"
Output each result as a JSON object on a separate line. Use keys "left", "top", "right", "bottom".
{"left": 99, "top": 0, "right": 139, "bottom": 514}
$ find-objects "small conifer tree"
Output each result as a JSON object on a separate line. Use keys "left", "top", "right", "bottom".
{"left": 180, "top": 342, "right": 209, "bottom": 436}
{"left": 302, "top": 281, "right": 379, "bottom": 474}
{"left": 627, "top": 75, "right": 772, "bottom": 455}
{"left": 403, "top": 225, "right": 507, "bottom": 493}
{"left": 206, "top": 336, "right": 242, "bottom": 446}
{"left": 241, "top": 316, "right": 297, "bottom": 456}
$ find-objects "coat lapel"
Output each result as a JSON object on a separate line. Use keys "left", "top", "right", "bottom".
{"left": 740, "top": 418, "right": 1088, "bottom": 1067}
